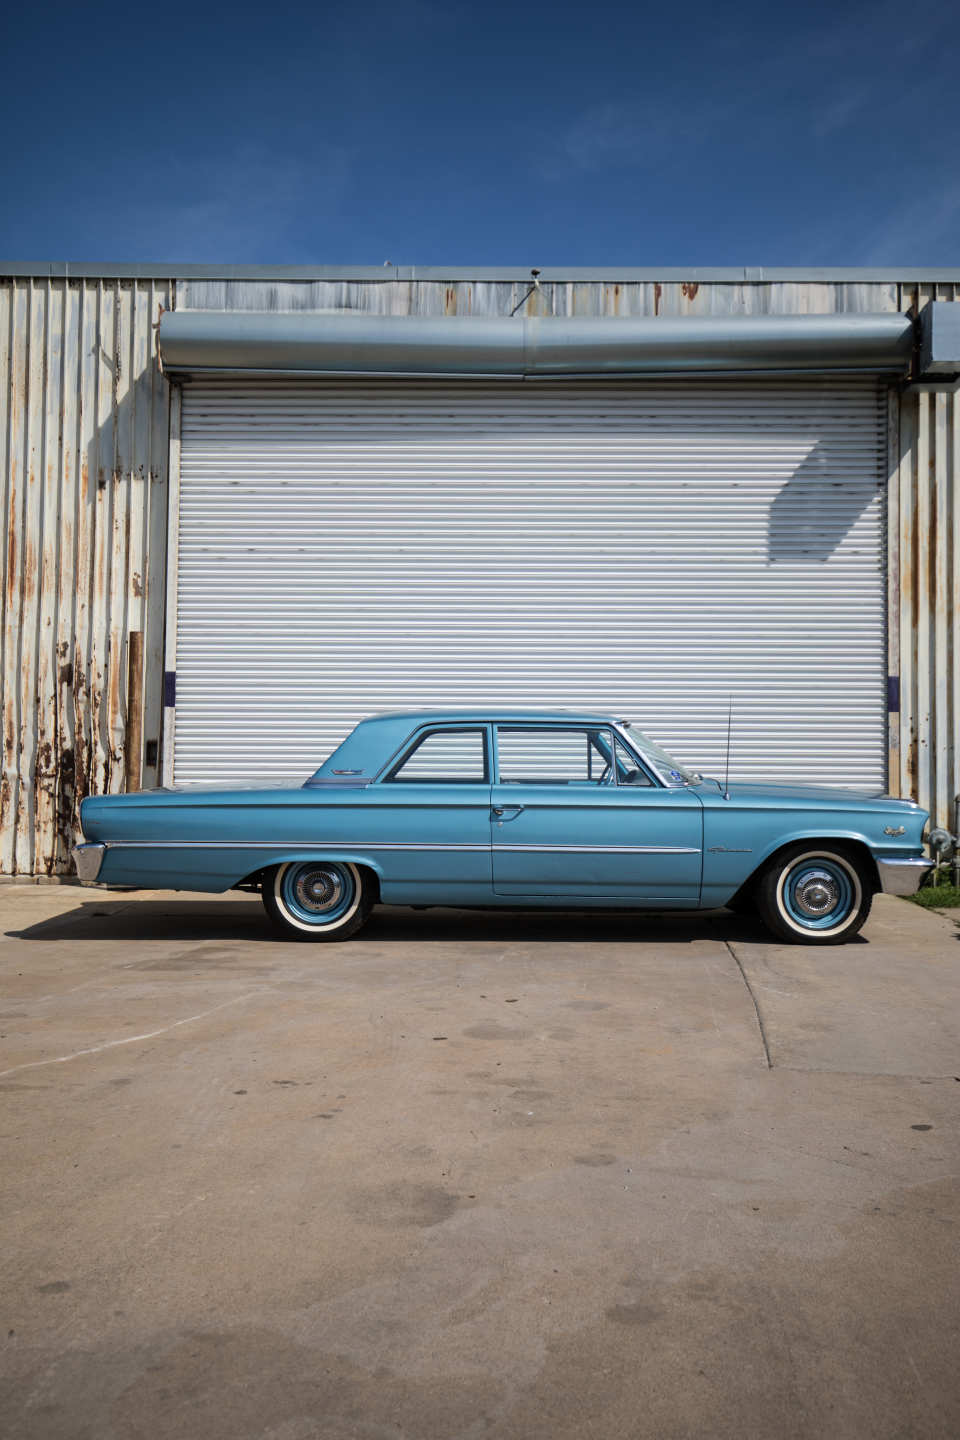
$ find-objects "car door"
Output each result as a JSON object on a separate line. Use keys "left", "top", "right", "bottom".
{"left": 362, "top": 724, "right": 494, "bottom": 902}
{"left": 490, "top": 726, "right": 702, "bottom": 903}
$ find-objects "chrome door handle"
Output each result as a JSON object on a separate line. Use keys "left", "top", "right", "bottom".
{"left": 492, "top": 805, "right": 524, "bottom": 818}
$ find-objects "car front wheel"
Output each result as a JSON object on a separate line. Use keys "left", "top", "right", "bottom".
{"left": 262, "top": 860, "right": 373, "bottom": 941}
{"left": 756, "top": 845, "right": 872, "bottom": 944}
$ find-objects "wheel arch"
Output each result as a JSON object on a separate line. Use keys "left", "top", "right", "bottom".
{"left": 237, "top": 851, "right": 385, "bottom": 896}
{"left": 743, "top": 834, "right": 880, "bottom": 897}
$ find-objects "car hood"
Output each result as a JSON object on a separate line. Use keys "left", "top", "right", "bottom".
{"left": 707, "top": 780, "right": 921, "bottom": 811}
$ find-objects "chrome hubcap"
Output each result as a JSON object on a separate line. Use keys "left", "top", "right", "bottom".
{"left": 294, "top": 867, "right": 344, "bottom": 914}
{"left": 794, "top": 869, "right": 839, "bottom": 916}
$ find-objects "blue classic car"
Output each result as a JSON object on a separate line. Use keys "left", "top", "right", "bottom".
{"left": 74, "top": 710, "right": 933, "bottom": 944}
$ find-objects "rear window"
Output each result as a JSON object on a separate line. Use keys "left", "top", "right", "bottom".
{"left": 385, "top": 728, "right": 488, "bottom": 783}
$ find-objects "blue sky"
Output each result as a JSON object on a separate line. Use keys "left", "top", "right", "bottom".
{"left": 3, "top": 0, "right": 958, "bottom": 266}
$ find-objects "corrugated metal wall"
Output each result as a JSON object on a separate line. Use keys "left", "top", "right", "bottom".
{"left": 0, "top": 270, "right": 958, "bottom": 874}
{"left": 0, "top": 278, "right": 171, "bottom": 874}
{"left": 892, "top": 283, "right": 960, "bottom": 835}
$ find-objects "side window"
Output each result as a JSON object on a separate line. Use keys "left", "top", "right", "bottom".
{"left": 497, "top": 729, "right": 613, "bottom": 785}
{"left": 614, "top": 737, "right": 654, "bottom": 787}
{"left": 386, "top": 728, "right": 488, "bottom": 783}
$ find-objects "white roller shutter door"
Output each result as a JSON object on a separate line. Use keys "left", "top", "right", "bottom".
{"left": 173, "top": 377, "right": 888, "bottom": 788}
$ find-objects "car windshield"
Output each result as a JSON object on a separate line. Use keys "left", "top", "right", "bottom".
{"left": 621, "top": 727, "right": 701, "bottom": 787}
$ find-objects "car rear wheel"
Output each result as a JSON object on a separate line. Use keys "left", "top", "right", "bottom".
{"left": 262, "top": 861, "right": 373, "bottom": 941}
{"left": 756, "top": 845, "right": 872, "bottom": 944}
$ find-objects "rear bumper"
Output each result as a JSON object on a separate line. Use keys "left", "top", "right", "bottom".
{"left": 876, "top": 856, "right": 933, "bottom": 896}
{"left": 73, "top": 843, "right": 106, "bottom": 882}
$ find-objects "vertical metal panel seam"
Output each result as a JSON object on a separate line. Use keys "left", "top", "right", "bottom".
{"left": 0, "top": 281, "right": 21, "bottom": 866}
{"left": 952, "top": 382, "right": 960, "bottom": 827}
{"left": 934, "top": 391, "right": 950, "bottom": 828}
{"left": 162, "top": 381, "right": 181, "bottom": 786}
{"left": 34, "top": 277, "right": 56, "bottom": 870}
{"left": 886, "top": 382, "right": 900, "bottom": 794}
{"left": 56, "top": 279, "right": 79, "bottom": 864}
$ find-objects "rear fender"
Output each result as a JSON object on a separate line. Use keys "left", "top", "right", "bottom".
{"left": 94, "top": 844, "right": 388, "bottom": 894}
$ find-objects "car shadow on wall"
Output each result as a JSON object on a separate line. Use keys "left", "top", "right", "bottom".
{"left": 7, "top": 899, "right": 850, "bottom": 947}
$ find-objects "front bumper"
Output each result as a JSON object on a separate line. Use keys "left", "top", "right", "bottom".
{"left": 876, "top": 856, "right": 933, "bottom": 896}
{"left": 73, "top": 843, "right": 106, "bottom": 882}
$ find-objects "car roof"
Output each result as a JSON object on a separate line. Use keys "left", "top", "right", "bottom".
{"left": 367, "top": 708, "right": 625, "bottom": 725}
{"left": 310, "top": 709, "right": 629, "bottom": 780}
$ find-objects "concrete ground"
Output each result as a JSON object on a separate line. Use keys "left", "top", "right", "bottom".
{"left": 1, "top": 887, "right": 958, "bottom": 1440}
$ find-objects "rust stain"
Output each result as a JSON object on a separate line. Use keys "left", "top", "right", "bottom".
{"left": 22, "top": 539, "right": 36, "bottom": 602}
{"left": 682, "top": 282, "right": 699, "bottom": 302}
{"left": 6, "top": 526, "right": 16, "bottom": 606}
{"left": 445, "top": 286, "right": 456, "bottom": 315}
{"left": 131, "top": 572, "right": 143, "bottom": 598}
{"left": 81, "top": 460, "right": 89, "bottom": 500}
{"left": 107, "top": 646, "right": 123, "bottom": 780}
{"left": 32, "top": 738, "right": 59, "bottom": 874}
{"left": 653, "top": 283, "right": 662, "bottom": 317}
{"left": 54, "top": 741, "right": 77, "bottom": 865}
{"left": 906, "top": 730, "right": 918, "bottom": 792}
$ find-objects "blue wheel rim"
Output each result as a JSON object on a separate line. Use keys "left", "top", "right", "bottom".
{"left": 279, "top": 862, "right": 357, "bottom": 927}
{"left": 781, "top": 858, "right": 855, "bottom": 931}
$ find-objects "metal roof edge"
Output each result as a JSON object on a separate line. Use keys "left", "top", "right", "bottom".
{"left": 1, "top": 262, "right": 960, "bottom": 283}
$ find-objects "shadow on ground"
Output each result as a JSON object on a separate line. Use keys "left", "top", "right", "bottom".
{"left": 6, "top": 898, "right": 861, "bottom": 947}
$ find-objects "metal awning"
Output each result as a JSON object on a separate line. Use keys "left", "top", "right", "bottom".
{"left": 158, "top": 310, "right": 915, "bottom": 378}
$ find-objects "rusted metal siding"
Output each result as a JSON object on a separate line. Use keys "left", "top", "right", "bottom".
{"left": 176, "top": 276, "right": 902, "bottom": 320}
{"left": 1, "top": 268, "right": 958, "bottom": 871}
{"left": 891, "top": 285, "right": 960, "bottom": 830}
{"left": 0, "top": 277, "right": 170, "bottom": 874}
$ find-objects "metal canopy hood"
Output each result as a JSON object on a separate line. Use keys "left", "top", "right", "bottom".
{"left": 158, "top": 309, "right": 915, "bottom": 378}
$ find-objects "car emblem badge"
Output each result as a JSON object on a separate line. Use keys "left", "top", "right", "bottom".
{"left": 883, "top": 825, "right": 906, "bottom": 836}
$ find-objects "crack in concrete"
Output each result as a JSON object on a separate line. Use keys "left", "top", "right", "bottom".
{"left": 725, "top": 939, "right": 772, "bottom": 1069}
{"left": 0, "top": 991, "right": 265, "bottom": 1078}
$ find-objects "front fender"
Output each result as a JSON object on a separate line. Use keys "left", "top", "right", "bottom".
{"left": 701, "top": 825, "right": 886, "bottom": 907}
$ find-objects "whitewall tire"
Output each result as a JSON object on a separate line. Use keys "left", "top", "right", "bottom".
{"left": 756, "top": 846, "right": 872, "bottom": 944}
{"left": 262, "top": 861, "right": 373, "bottom": 941}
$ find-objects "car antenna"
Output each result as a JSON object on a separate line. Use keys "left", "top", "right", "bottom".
{"left": 723, "top": 696, "right": 733, "bottom": 801}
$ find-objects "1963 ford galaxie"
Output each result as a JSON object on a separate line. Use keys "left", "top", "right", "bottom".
{"left": 74, "top": 710, "right": 933, "bottom": 944}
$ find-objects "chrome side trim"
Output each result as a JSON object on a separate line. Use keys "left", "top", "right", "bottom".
{"left": 95, "top": 840, "right": 700, "bottom": 856}
{"left": 876, "top": 856, "right": 933, "bottom": 896}
{"left": 492, "top": 844, "right": 701, "bottom": 854}
{"left": 100, "top": 841, "right": 489, "bottom": 852}
{"left": 72, "top": 844, "right": 106, "bottom": 881}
